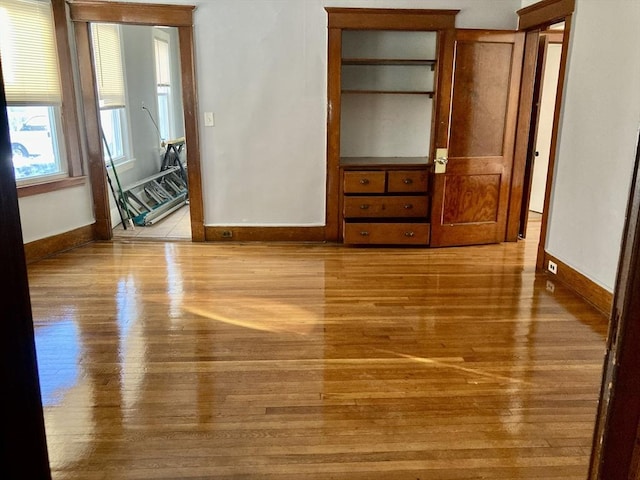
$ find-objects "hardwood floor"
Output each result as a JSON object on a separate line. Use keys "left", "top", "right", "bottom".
{"left": 28, "top": 223, "right": 608, "bottom": 479}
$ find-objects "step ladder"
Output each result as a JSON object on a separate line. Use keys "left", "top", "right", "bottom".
{"left": 119, "top": 164, "right": 188, "bottom": 226}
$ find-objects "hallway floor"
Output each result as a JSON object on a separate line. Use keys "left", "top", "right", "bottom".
{"left": 112, "top": 203, "right": 191, "bottom": 240}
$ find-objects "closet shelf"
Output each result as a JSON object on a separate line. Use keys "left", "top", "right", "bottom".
{"left": 342, "top": 90, "right": 435, "bottom": 97}
{"left": 342, "top": 58, "right": 436, "bottom": 66}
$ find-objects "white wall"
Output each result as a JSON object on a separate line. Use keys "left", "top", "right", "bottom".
{"left": 19, "top": 184, "right": 95, "bottom": 243}
{"left": 545, "top": 0, "right": 640, "bottom": 291}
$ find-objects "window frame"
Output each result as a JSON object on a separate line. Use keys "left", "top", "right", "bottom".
{"left": 91, "top": 22, "right": 132, "bottom": 166}
{"left": 12, "top": 0, "right": 86, "bottom": 198}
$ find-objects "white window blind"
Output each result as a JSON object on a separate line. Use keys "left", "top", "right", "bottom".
{"left": 91, "top": 23, "right": 126, "bottom": 109}
{"left": 0, "top": 0, "right": 62, "bottom": 105}
{"left": 154, "top": 37, "right": 171, "bottom": 86}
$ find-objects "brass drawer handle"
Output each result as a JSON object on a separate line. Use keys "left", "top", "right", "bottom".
{"left": 360, "top": 231, "right": 369, "bottom": 237}
{"left": 404, "top": 231, "right": 415, "bottom": 237}
{"left": 360, "top": 204, "right": 370, "bottom": 210}
{"left": 404, "top": 204, "right": 413, "bottom": 209}
{"left": 360, "top": 178, "right": 370, "bottom": 185}
{"left": 403, "top": 178, "right": 413, "bottom": 185}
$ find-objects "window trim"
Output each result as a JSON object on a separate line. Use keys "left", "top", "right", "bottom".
{"left": 14, "top": 0, "right": 85, "bottom": 197}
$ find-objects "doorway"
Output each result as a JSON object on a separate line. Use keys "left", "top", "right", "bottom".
{"left": 91, "top": 23, "right": 192, "bottom": 241}
{"left": 520, "top": 25, "right": 564, "bottom": 242}
{"left": 69, "top": 1, "right": 205, "bottom": 242}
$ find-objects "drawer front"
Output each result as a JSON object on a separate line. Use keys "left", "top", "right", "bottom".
{"left": 343, "top": 196, "right": 428, "bottom": 218}
{"left": 344, "top": 222, "right": 430, "bottom": 245}
{"left": 387, "top": 170, "right": 428, "bottom": 193}
{"left": 343, "top": 171, "right": 386, "bottom": 193}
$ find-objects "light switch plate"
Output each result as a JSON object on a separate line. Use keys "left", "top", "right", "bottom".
{"left": 204, "top": 112, "right": 214, "bottom": 127}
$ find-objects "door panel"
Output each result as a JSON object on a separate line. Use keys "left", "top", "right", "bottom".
{"left": 430, "top": 30, "right": 524, "bottom": 247}
{"left": 442, "top": 173, "right": 501, "bottom": 224}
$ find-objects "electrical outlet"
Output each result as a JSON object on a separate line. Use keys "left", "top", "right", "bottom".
{"left": 548, "top": 260, "right": 558, "bottom": 274}
{"left": 221, "top": 230, "right": 233, "bottom": 238}
{"left": 546, "top": 280, "right": 555, "bottom": 293}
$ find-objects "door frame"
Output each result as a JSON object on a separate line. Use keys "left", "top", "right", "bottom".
{"left": 69, "top": 1, "right": 205, "bottom": 241}
{"left": 518, "top": 31, "right": 563, "bottom": 238}
{"left": 508, "top": 0, "right": 574, "bottom": 270}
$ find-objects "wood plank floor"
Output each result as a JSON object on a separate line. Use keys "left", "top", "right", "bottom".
{"left": 28, "top": 223, "right": 609, "bottom": 479}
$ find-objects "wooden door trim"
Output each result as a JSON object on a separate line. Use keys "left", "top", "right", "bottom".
{"left": 325, "top": 27, "right": 341, "bottom": 242}
{"left": 70, "top": 2, "right": 205, "bottom": 242}
{"left": 325, "top": 8, "right": 458, "bottom": 31}
{"left": 535, "top": 17, "right": 572, "bottom": 269}
{"left": 510, "top": 30, "right": 542, "bottom": 240}
{"left": 68, "top": 1, "right": 194, "bottom": 26}
{"left": 510, "top": 1, "right": 574, "bottom": 268}
{"left": 517, "top": 0, "right": 575, "bottom": 30}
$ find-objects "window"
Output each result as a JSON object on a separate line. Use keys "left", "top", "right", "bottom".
{"left": 153, "top": 29, "right": 172, "bottom": 142}
{"left": 0, "top": 0, "right": 68, "bottom": 183}
{"left": 91, "top": 23, "right": 130, "bottom": 163}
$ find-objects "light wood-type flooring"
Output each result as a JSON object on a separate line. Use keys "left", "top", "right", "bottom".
{"left": 28, "top": 216, "right": 609, "bottom": 479}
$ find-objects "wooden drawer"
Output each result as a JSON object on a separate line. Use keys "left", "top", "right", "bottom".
{"left": 343, "top": 196, "right": 428, "bottom": 218}
{"left": 343, "top": 171, "right": 386, "bottom": 193}
{"left": 387, "top": 170, "right": 428, "bottom": 193}
{"left": 344, "top": 222, "right": 430, "bottom": 245}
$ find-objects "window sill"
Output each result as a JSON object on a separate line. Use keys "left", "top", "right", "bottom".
{"left": 107, "top": 157, "right": 136, "bottom": 174}
{"left": 17, "top": 176, "right": 88, "bottom": 198}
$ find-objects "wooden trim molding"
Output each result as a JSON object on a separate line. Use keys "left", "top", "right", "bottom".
{"left": 53, "top": 0, "right": 84, "bottom": 177}
{"left": 543, "top": 251, "right": 614, "bottom": 316}
{"left": 325, "top": 8, "right": 458, "bottom": 31}
{"left": 74, "top": 21, "right": 111, "bottom": 240}
{"left": 178, "top": 25, "right": 205, "bottom": 242}
{"left": 536, "top": 17, "right": 572, "bottom": 270}
{"left": 205, "top": 226, "right": 326, "bottom": 243}
{"left": 517, "top": 0, "right": 575, "bottom": 30}
{"left": 325, "top": 27, "right": 341, "bottom": 242}
{"left": 68, "top": 1, "right": 194, "bottom": 26}
{"left": 17, "top": 176, "right": 87, "bottom": 198}
{"left": 24, "top": 224, "right": 95, "bottom": 264}
{"left": 507, "top": 30, "right": 540, "bottom": 242}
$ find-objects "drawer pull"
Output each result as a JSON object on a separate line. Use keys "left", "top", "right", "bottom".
{"left": 360, "top": 204, "right": 370, "bottom": 210}
{"left": 360, "top": 178, "right": 370, "bottom": 185}
{"left": 360, "top": 231, "right": 370, "bottom": 237}
{"left": 404, "top": 231, "right": 415, "bottom": 237}
{"left": 403, "top": 178, "right": 413, "bottom": 185}
{"left": 404, "top": 204, "right": 413, "bottom": 210}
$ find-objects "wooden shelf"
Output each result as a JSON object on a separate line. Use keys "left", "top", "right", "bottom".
{"left": 342, "top": 58, "right": 436, "bottom": 66}
{"left": 342, "top": 90, "right": 435, "bottom": 97}
{"left": 341, "top": 156, "right": 430, "bottom": 167}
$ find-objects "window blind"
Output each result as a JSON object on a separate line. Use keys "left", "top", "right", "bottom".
{"left": 91, "top": 23, "right": 126, "bottom": 109}
{"left": 154, "top": 38, "right": 171, "bottom": 86}
{"left": 0, "top": 0, "right": 62, "bottom": 105}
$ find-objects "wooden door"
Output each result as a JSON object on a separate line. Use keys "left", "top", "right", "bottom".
{"left": 430, "top": 30, "right": 524, "bottom": 247}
